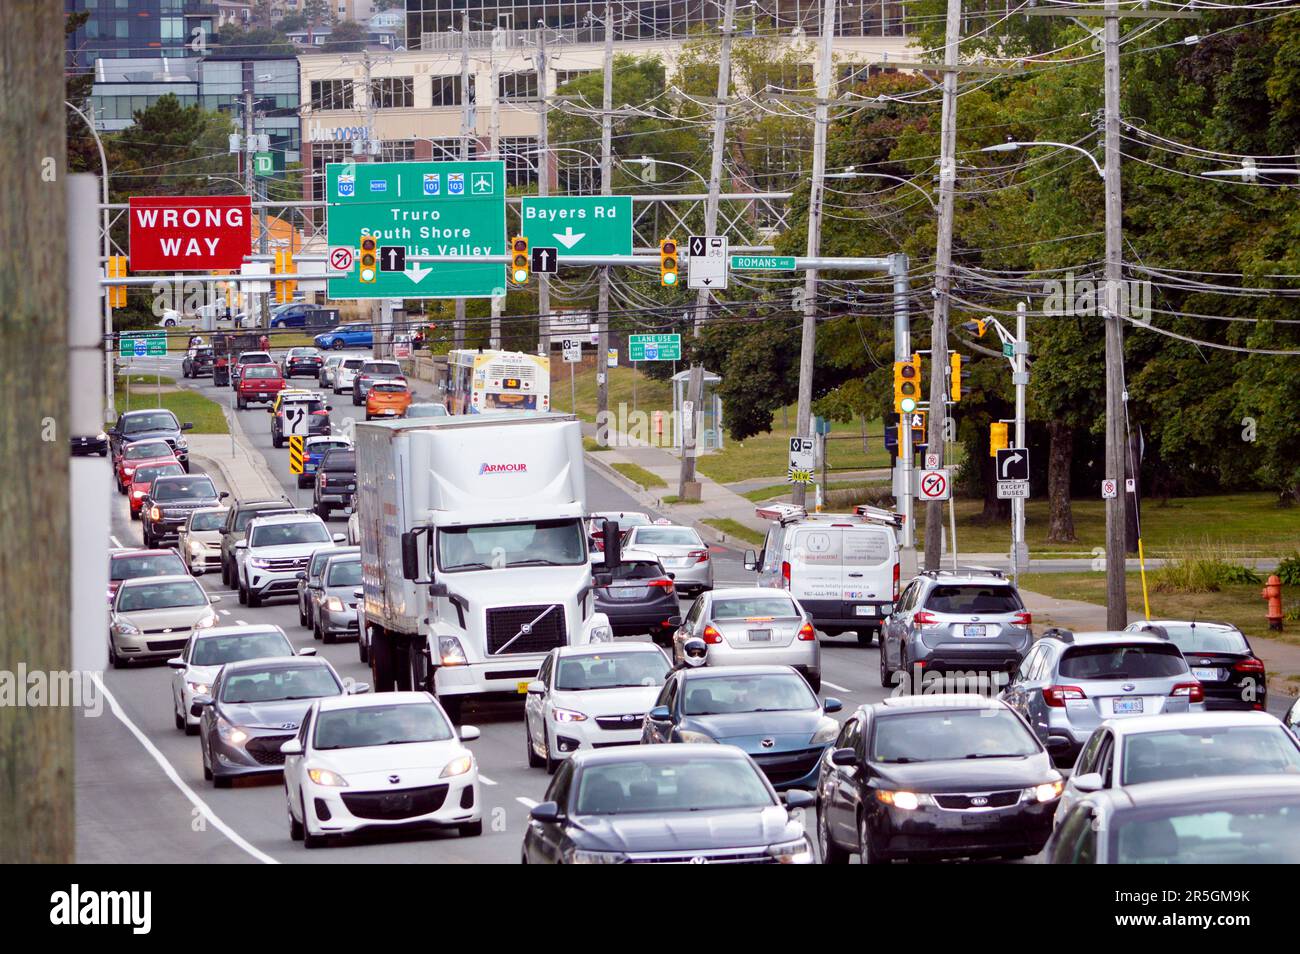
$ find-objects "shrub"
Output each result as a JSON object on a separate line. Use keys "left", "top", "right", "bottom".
{"left": 1276, "top": 552, "right": 1300, "bottom": 587}
{"left": 1153, "top": 547, "right": 1261, "bottom": 593}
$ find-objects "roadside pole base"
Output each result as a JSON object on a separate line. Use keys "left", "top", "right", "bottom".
{"left": 679, "top": 480, "right": 701, "bottom": 503}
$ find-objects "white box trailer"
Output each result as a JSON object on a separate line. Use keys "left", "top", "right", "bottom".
{"left": 353, "top": 412, "right": 612, "bottom": 719}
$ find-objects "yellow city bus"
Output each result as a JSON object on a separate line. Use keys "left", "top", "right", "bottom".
{"left": 445, "top": 349, "right": 551, "bottom": 415}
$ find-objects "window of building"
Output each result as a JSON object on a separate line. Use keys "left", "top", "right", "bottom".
{"left": 498, "top": 71, "right": 538, "bottom": 102}
{"left": 430, "top": 75, "right": 463, "bottom": 107}
{"left": 557, "top": 148, "right": 598, "bottom": 194}
{"left": 380, "top": 140, "right": 417, "bottom": 163}
{"left": 555, "top": 69, "right": 594, "bottom": 88}
{"left": 371, "top": 76, "right": 414, "bottom": 110}
{"left": 501, "top": 137, "right": 538, "bottom": 187}
{"left": 426, "top": 137, "right": 474, "bottom": 161}
{"left": 311, "top": 79, "right": 353, "bottom": 111}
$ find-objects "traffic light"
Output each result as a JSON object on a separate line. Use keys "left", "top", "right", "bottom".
{"left": 509, "top": 236, "right": 530, "bottom": 286}
{"left": 107, "top": 255, "right": 127, "bottom": 308}
{"left": 274, "top": 249, "right": 296, "bottom": 303}
{"left": 659, "top": 239, "right": 679, "bottom": 287}
{"left": 359, "top": 236, "right": 378, "bottom": 283}
{"left": 893, "top": 353, "right": 921, "bottom": 414}
{"left": 949, "top": 352, "right": 966, "bottom": 402}
{"left": 989, "top": 421, "right": 1009, "bottom": 457}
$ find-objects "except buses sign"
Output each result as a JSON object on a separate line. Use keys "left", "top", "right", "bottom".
{"left": 128, "top": 196, "right": 252, "bottom": 271}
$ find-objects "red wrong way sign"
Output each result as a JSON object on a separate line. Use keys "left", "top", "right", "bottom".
{"left": 129, "top": 196, "right": 252, "bottom": 271}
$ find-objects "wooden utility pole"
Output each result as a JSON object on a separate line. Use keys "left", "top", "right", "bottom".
{"left": 454, "top": 12, "right": 471, "bottom": 352}
{"left": 536, "top": 24, "right": 551, "bottom": 356}
{"left": 0, "top": 0, "right": 73, "bottom": 862}
{"left": 595, "top": 4, "right": 615, "bottom": 443}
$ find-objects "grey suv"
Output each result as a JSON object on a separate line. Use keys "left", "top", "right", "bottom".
{"left": 879, "top": 571, "right": 1031, "bottom": 689}
{"left": 218, "top": 497, "right": 295, "bottom": 587}
{"left": 1000, "top": 629, "right": 1206, "bottom": 767}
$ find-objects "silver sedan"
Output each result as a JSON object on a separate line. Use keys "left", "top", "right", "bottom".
{"left": 621, "top": 524, "right": 714, "bottom": 596}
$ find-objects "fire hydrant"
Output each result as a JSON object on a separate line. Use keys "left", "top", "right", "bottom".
{"left": 1261, "top": 574, "right": 1284, "bottom": 632}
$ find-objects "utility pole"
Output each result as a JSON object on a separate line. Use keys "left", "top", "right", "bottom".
{"left": 243, "top": 81, "right": 259, "bottom": 327}
{"left": 790, "top": 0, "right": 837, "bottom": 508}
{"left": 0, "top": 0, "right": 72, "bottom": 862}
{"left": 676, "top": 0, "right": 736, "bottom": 498}
{"left": 490, "top": 31, "right": 502, "bottom": 349}
{"left": 454, "top": 13, "right": 471, "bottom": 352}
{"left": 595, "top": 4, "right": 615, "bottom": 444}
{"left": 1012, "top": 300, "right": 1029, "bottom": 584}
{"left": 923, "top": 0, "right": 962, "bottom": 568}
{"left": 536, "top": 24, "right": 551, "bottom": 357}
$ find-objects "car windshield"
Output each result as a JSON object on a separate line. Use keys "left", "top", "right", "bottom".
{"left": 124, "top": 441, "right": 172, "bottom": 460}
{"left": 872, "top": 709, "right": 1040, "bottom": 763}
{"left": 192, "top": 631, "right": 293, "bottom": 666}
{"left": 249, "top": 521, "right": 330, "bottom": 547}
{"left": 122, "top": 412, "right": 178, "bottom": 433}
{"left": 111, "top": 553, "right": 186, "bottom": 581}
{"left": 309, "top": 548, "right": 339, "bottom": 575}
{"left": 135, "top": 464, "right": 183, "bottom": 484}
{"left": 712, "top": 597, "right": 800, "bottom": 620}
{"left": 327, "top": 560, "right": 362, "bottom": 586}
{"left": 364, "top": 363, "right": 401, "bottom": 375}
{"left": 291, "top": 349, "right": 319, "bottom": 357}
{"left": 240, "top": 353, "right": 270, "bottom": 363}
{"left": 438, "top": 519, "right": 585, "bottom": 571}
{"left": 188, "top": 511, "right": 225, "bottom": 531}
{"left": 220, "top": 666, "right": 342, "bottom": 703}
{"left": 631, "top": 527, "right": 701, "bottom": 547}
{"left": 406, "top": 404, "right": 447, "bottom": 417}
{"left": 244, "top": 366, "right": 279, "bottom": 379}
{"left": 118, "top": 580, "right": 207, "bottom": 611}
{"left": 153, "top": 477, "right": 216, "bottom": 501}
{"left": 342, "top": 359, "right": 364, "bottom": 369}
{"left": 574, "top": 757, "right": 774, "bottom": 815}
{"left": 321, "top": 452, "right": 355, "bottom": 472}
{"left": 308, "top": 440, "right": 350, "bottom": 455}
{"left": 925, "top": 584, "right": 1023, "bottom": 614}
{"left": 1059, "top": 644, "right": 1188, "bottom": 680}
{"left": 1121, "top": 726, "right": 1300, "bottom": 785}
{"left": 234, "top": 505, "right": 291, "bottom": 531}
{"left": 313, "top": 703, "right": 453, "bottom": 749}
{"left": 1112, "top": 799, "right": 1300, "bottom": 864}
{"left": 608, "top": 561, "right": 664, "bottom": 581}
{"left": 682, "top": 672, "right": 817, "bottom": 715}
{"left": 371, "top": 383, "right": 407, "bottom": 394}
{"left": 1154, "top": 624, "right": 1251, "bottom": 655}
{"left": 556, "top": 651, "right": 668, "bottom": 691}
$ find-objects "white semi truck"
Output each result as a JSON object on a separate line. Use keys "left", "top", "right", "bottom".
{"left": 353, "top": 412, "right": 614, "bottom": 720}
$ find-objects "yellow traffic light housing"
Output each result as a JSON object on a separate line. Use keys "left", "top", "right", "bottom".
{"left": 989, "top": 421, "right": 1009, "bottom": 457}
{"left": 949, "top": 352, "right": 963, "bottom": 402}
{"left": 893, "top": 353, "right": 921, "bottom": 413}
{"left": 509, "top": 236, "right": 530, "bottom": 286}
{"left": 359, "top": 236, "right": 378, "bottom": 283}
{"left": 659, "top": 239, "right": 678, "bottom": 287}
{"left": 107, "top": 255, "right": 127, "bottom": 309}
{"left": 274, "top": 249, "right": 296, "bottom": 303}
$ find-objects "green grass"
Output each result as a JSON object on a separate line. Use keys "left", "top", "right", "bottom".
{"left": 741, "top": 479, "right": 888, "bottom": 503}
{"left": 916, "top": 493, "right": 1300, "bottom": 559}
{"left": 583, "top": 437, "right": 610, "bottom": 452}
{"left": 113, "top": 386, "right": 228, "bottom": 435}
{"left": 703, "top": 518, "right": 765, "bottom": 547}
{"left": 118, "top": 374, "right": 176, "bottom": 387}
{"left": 550, "top": 362, "right": 674, "bottom": 424}
{"left": 611, "top": 462, "right": 666, "bottom": 490}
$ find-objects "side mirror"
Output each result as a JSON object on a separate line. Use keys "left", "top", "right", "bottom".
{"left": 743, "top": 549, "right": 757, "bottom": 571}
{"left": 280, "top": 739, "right": 303, "bottom": 756}
{"left": 166, "top": 657, "right": 186, "bottom": 669}
{"left": 190, "top": 696, "right": 213, "bottom": 717}
{"left": 602, "top": 521, "right": 622, "bottom": 568}
{"left": 182, "top": 422, "right": 194, "bottom": 430}
{"left": 353, "top": 587, "right": 364, "bottom": 599}
{"left": 529, "top": 801, "right": 562, "bottom": 824}
{"left": 218, "top": 491, "right": 230, "bottom": 500}
{"left": 822, "top": 697, "right": 843, "bottom": 714}
{"left": 331, "top": 533, "right": 346, "bottom": 543}
{"left": 459, "top": 725, "right": 481, "bottom": 742}
{"left": 348, "top": 682, "right": 371, "bottom": 695}
{"left": 296, "top": 571, "right": 307, "bottom": 581}
{"left": 784, "top": 790, "right": 815, "bottom": 810}
{"left": 830, "top": 747, "right": 857, "bottom": 767}
{"left": 297, "top": 647, "right": 317, "bottom": 656}
{"left": 400, "top": 530, "right": 420, "bottom": 581}
{"left": 235, "top": 541, "right": 247, "bottom": 550}
{"left": 666, "top": 615, "right": 682, "bottom": 627}
{"left": 209, "top": 594, "right": 221, "bottom": 603}
{"left": 326, "top": 405, "right": 334, "bottom": 412}
{"left": 526, "top": 680, "right": 546, "bottom": 695}
{"left": 265, "top": 407, "right": 274, "bottom": 413}
{"left": 648, "top": 705, "right": 671, "bottom": 722}
{"left": 1072, "top": 772, "right": 1104, "bottom": 794}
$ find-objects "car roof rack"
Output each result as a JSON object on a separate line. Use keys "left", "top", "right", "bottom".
{"left": 1041, "top": 627, "right": 1074, "bottom": 643}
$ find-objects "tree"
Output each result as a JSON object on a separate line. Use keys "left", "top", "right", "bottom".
{"left": 324, "top": 19, "right": 366, "bottom": 53}
{"left": 215, "top": 24, "right": 294, "bottom": 56}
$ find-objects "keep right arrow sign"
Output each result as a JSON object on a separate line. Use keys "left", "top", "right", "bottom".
{"left": 996, "top": 447, "right": 1030, "bottom": 481}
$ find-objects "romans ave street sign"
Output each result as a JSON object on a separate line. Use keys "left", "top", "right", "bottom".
{"left": 730, "top": 255, "right": 796, "bottom": 271}
{"left": 129, "top": 196, "right": 252, "bottom": 271}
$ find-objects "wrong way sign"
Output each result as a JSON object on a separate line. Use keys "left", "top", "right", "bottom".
{"left": 918, "top": 469, "right": 951, "bottom": 501}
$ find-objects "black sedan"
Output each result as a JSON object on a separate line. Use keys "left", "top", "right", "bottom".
{"left": 140, "top": 473, "right": 225, "bottom": 548}
{"left": 282, "top": 347, "right": 324, "bottom": 379}
{"left": 815, "top": 695, "right": 1063, "bottom": 864}
{"left": 522, "top": 745, "right": 814, "bottom": 864}
{"left": 107, "top": 408, "right": 194, "bottom": 470}
{"left": 592, "top": 552, "right": 681, "bottom": 645}
{"left": 1127, "top": 620, "right": 1267, "bottom": 711}
{"left": 182, "top": 346, "right": 214, "bottom": 378}
{"left": 641, "top": 665, "right": 841, "bottom": 791}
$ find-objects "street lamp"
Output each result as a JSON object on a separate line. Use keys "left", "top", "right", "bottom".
{"left": 205, "top": 174, "right": 248, "bottom": 193}
{"left": 826, "top": 166, "right": 938, "bottom": 210}
{"left": 982, "top": 140, "right": 1105, "bottom": 179}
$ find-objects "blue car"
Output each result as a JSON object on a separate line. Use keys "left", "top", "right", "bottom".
{"left": 270, "top": 303, "right": 312, "bottom": 328}
{"left": 298, "top": 435, "right": 353, "bottom": 488}
{"left": 641, "top": 665, "right": 841, "bottom": 791}
{"left": 313, "top": 322, "right": 373, "bottom": 351}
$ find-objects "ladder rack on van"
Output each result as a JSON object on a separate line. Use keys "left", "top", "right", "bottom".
{"left": 755, "top": 502, "right": 905, "bottom": 530}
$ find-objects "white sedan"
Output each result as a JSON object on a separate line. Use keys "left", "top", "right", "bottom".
{"left": 282, "top": 692, "right": 482, "bottom": 847}
{"left": 168, "top": 625, "right": 314, "bottom": 733}
{"left": 525, "top": 642, "right": 672, "bottom": 773}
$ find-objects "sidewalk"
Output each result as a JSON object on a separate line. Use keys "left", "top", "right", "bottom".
{"left": 188, "top": 408, "right": 284, "bottom": 503}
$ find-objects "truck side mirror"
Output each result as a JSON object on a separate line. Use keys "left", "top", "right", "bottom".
{"left": 401, "top": 530, "right": 420, "bottom": 580}
{"left": 602, "top": 521, "right": 621, "bottom": 569}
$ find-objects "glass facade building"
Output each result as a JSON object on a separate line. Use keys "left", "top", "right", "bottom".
{"left": 66, "top": 0, "right": 213, "bottom": 70}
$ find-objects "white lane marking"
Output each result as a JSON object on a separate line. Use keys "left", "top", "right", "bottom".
{"left": 822, "top": 680, "right": 851, "bottom": 693}
{"left": 478, "top": 774, "right": 497, "bottom": 787}
{"left": 89, "top": 673, "right": 278, "bottom": 865}
{"left": 516, "top": 797, "right": 538, "bottom": 809}
{"left": 236, "top": 619, "right": 249, "bottom": 625}
{"left": 219, "top": 609, "right": 231, "bottom": 616}
{"left": 110, "top": 535, "right": 124, "bottom": 548}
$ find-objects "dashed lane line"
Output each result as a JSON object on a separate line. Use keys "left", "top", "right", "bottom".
{"left": 823, "top": 680, "right": 851, "bottom": 693}
{"left": 516, "top": 797, "right": 538, "bottom": 810}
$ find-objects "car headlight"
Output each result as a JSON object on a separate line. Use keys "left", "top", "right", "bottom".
{"left": 811, "top": 719, "right": 839, "bottom": 745}
{"left": 308, "top": 768, "right": 348, "bottom": 787}
{"left": 132, "top": 490, "right": 145, "bottom": 499}
{"left": 676, "top": 730, "right": 717, "bottom": 744}
{"left": 188, "top": 540, "right": 203, "bottom": 554}
{"left": 113, "top": 618, "right": 141, "bottom": 636}
{"left": 1029, "top": 780, "right": 1064, "bottom": 803}
{"left": 122, "top": 466, "right": 136, "bottom": 477}
{"left": 149, "top": 506, "right": 161, "bottom": 521}
{"left": 216, "top": 718, "right": 248, "bottom": 745}
{"left": 588, "top": 623, "right": 613, "bottom": 643}
{"left": 438, "top": 636, "right": 467, "bottom": 666}
{"left": 552, "top": 707, "right": 588, "bottom": 723}
{"left": 194, "top": 610, "right": 218, "bottom": 629}
{"left": 767, "top": 838, "right": 814, "bottom": 865}
{"left": 324, "top": 596, "right": 345, "bottom": 612}
{"left": 569, "top": 849, "right": 627, "bottom": 864}
{"left": 440, "top": 755, "right": 474, "bottom": 778}
{"left": 876, "top": 790, "right": 932, "bottom": 811}
{"left": 185, "top": 680, "right": 210, "bottom": 696}
{"left": 175, "top": 437, "right": 187, "bottom": 449}
{"left": 248, "top": 557, "right": 271, "bottom": 569}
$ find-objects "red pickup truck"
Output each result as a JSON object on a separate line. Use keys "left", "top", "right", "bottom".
{"left": 236, "top": 363, "right": 286, "bottom": 409}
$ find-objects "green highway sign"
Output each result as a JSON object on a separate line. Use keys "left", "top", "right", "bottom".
{"left": 628, "top": 333, "right": 681, "bottom": 362}
{"left": 119, "top": 331, "right": 166, "bottom": 357}
{"left": 730, "top": 255, "right": 797, "bottom": 271}
{"left": 520, "top": 196, "right": 633, "bottom": 257}
{"left": 326, "top": 160, "right": 506, "bottom": 299}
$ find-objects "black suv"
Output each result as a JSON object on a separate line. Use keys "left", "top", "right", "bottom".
{"left": 140, "top": 474, "right": 224, "bottom": 548}
{"left": 218, "top": 497, "right": 296, "bottom": 587}
{"left": 182, "top": 346, "right": 214, "bottom": 378}
{"left": 108, "top": 409, "right": 194, "bottom": 470}
{"left": 268, "top": 392, "right": 332, "bottom": 448}
{"left": 313, "top": 448, "right": 356, "bottom": 519}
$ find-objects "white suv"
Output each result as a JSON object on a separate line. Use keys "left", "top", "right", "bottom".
{"left": 332, "top": 357, "right": 366, "bottom": 395}
{"left": 236, "top": 513, "right": 342, "bottom": 607}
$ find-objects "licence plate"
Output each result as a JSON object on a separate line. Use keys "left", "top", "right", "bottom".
{"left": 855, "top": 605, "right": 875, "bottom": 617}
{"left": 517, "top": 680, "right": 531, "bottom": 694}
{"left": 1192, "top": 667, "right": 1222, "bottom": 681}
{"left": 963, "top": 624, "right": 987, "bottom": 637}
{"left": 748, "top": 629, "right": 772, "bottom": 642}
{"left": 1113, "top": 698, "right": 1144, "bottom": 715}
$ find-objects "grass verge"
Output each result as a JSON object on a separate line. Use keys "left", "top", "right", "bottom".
{"left": 113, "top": 386, "right": 228, "bottom": 435}
{"left": 703, "top": 518, "right": 765, "bottom": 547}
{"left": 611, "top": 462, "right": 666, "bottom": 490}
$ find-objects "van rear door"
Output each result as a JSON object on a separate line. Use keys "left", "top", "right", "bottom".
{"left": 840, "top": 525, "right": 897, "bottom": 619}
{"left": 788, "top": 527, "right": 844, "bottom": 603}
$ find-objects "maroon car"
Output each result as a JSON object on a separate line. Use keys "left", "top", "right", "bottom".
{"left": 108, "top": 547, "right": 189, "bottom": 602}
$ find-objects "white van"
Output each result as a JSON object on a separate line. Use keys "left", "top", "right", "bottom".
{"left": 744, "top": 504, "right": 901, "bottom": 645}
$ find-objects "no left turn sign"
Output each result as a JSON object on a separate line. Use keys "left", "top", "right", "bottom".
{"left": 328, "top": 246, "right": 354, "bottom": 273}
{"left": 919, "top": 469, "right": 951, "bottom": 501}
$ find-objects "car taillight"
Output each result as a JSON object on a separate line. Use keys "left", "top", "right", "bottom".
{"left": 649, "top": 579, "right": 675, "bottom": 591}
{"left": 797, "top": 622, "right": 816, "bottom": 641}
{"left": 892, "top": 563, "right": 900, "bottom": 601}
{"left": 913, "top": 611, "right": 937, "bottom": 626}
{"left": 781, "top": 561, "right": 791, "bottom": 589}
{"left": 311, "top": 410, "right": 329, "bottom": 416}
{"left": 1170, "top": 682, "right": 1205, "bottom": 703}
{"left": 1043, "top": 685, "right": 1086, "bottom": 707}
{"left": 688, "top": 549, "right": 709, "bottom": 563}
{"left": 1233, "top": 658, "right": 1265, "bottom": 674}
{"left": 702, "top": 625, "right": 723, "bottom": 644}
{"left": 1013, "top": 611, "right": 1032, "bottom": 626}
